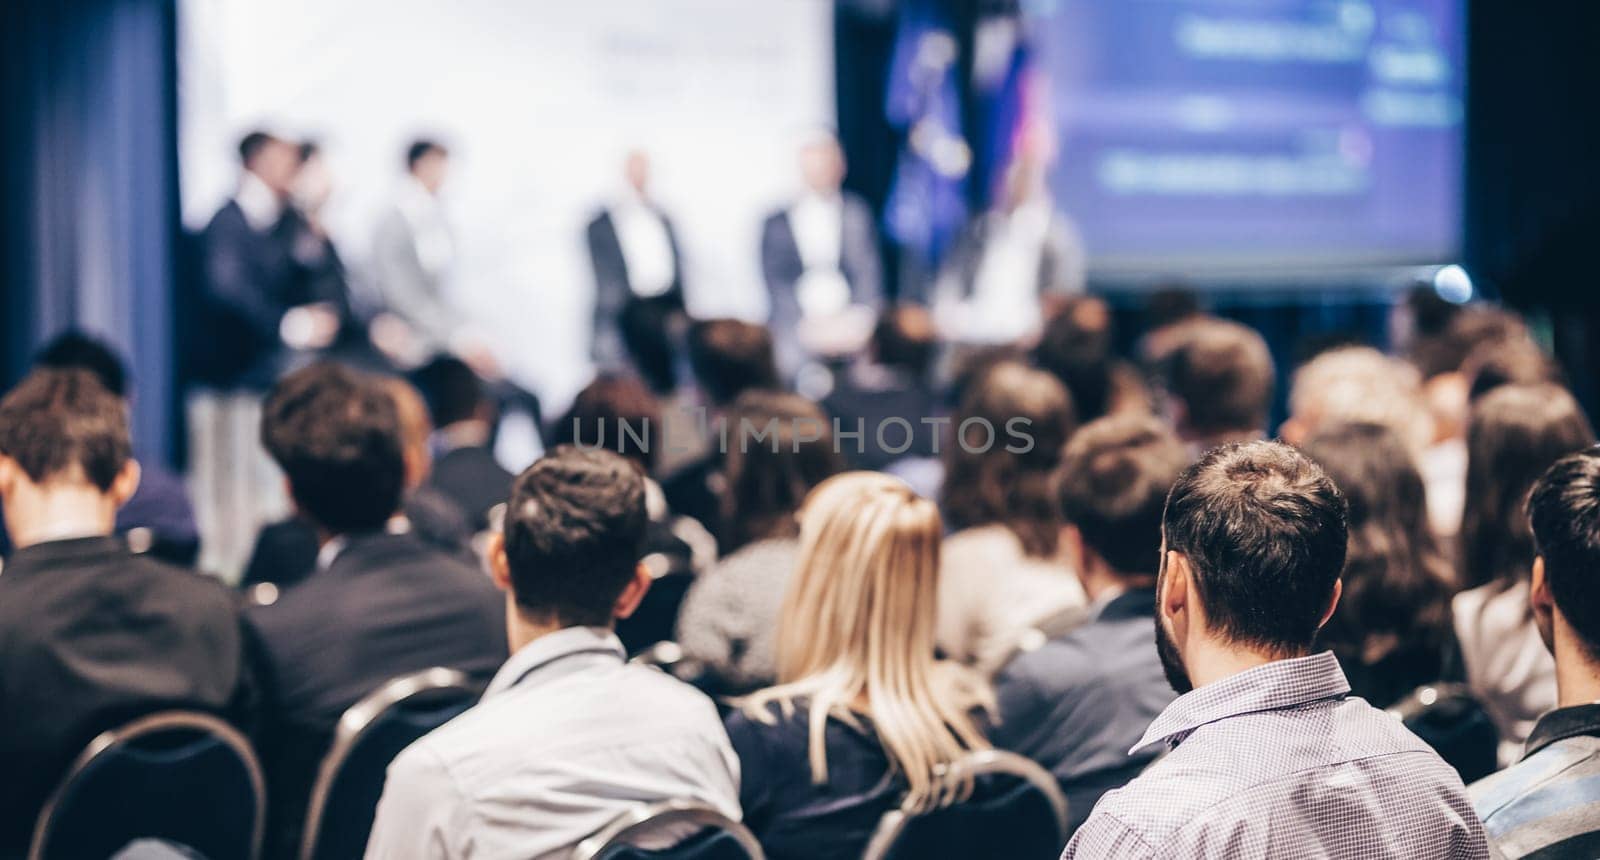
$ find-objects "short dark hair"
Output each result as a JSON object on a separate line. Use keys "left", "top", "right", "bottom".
{"left": 551, "top": 374, "right": 662, "bottom": 473}
{"left": 1162, "top": 441, "right": 1348, "bottom": 654}
{"left": 503, "top": 446, "right": 648, "bottom": 627}
{"left": 261, "top": 363, "right": 405, "bottom": 533}
{"left": 410, "top": 356, "right": 487, "bottom": 428}
{"left": 872, "top": 305, "right": 937, "bottom": 378}
{"left": 1057, "top": 415, "right": 1187, "bottom": 576}
{"left": 406, "top": 139, "right": 448, "bottom": 171}
{"left": 1531, "top": 448, "right": 1600, "bottom": 658}
{"left": 722, "top": 391, "right": 842, "bottom": 549}
{"left": 1166, "top": 319, "right": 1275, "bottom": 437}
{"left": 238, "top": 130, "right": 281, "bottom": 165}
{"left": 687, "top": 319, "right": 779, "bottom": 407}
{"left": 0, "top": 369, "right": 130, "bottom": 492}
{"left": 34, "top": 331, "right": 127, "bottom": 398}
{"left": 1035, "top": 296, "right": 1116, "bottom": 423}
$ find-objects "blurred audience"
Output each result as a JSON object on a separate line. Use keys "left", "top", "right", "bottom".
{"left": 821, "top": 305, "right": 942, "bottom": 472}
{"left": 1034, "top": 296, "right": 1148, "bottom": 423}
{"left": 1159, "top": 318, "right": 1276, "bottom": 452}
{"left": 726, "top": 472, "right": 990, "bottom": 860}
{"left": 410, "top": 355, "right": 514, "bottom": 532}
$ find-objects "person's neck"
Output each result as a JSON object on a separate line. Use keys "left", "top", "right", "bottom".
{"left": 1553, "top": 627, "right": 1600, "bottom": 708}
{"left": 506, "top": 606, "right": 583, "bottom": 653}
{"left": 439, "top": 420, "right": 492, "bottom": 451}
{"left": 1078, "top": 557, "right": 1153, "bottom": 603}
{"left": 5, "top": 484, "right": 118, "bottom": 550}
{"left": 1185, "top": 638, "right": 1301, "bottom": 690}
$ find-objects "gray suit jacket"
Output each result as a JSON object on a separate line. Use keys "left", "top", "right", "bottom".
{"left": 371, "top": 205, "right": 459, "bottom": 352}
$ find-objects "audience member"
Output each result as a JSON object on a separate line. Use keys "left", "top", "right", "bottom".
{"left": 821, "top": 305, "right": 942, "bottom": 472}
{"left": 587, "top": 149, "right": 688, "bottom": 378}
{"left": 990, "top": 415, "right": 1186, "bottom": 831}
{"left": 0, "top": 370, "right": 256, "bottom": 855}
{"left": 675, "top": 391, "right": 842, "bottom": 691}
{"left": 1066, "top": 441, "right": 1490, "bottom": 858}
{"left": 937, "top": 360, "right": 1084, "bottom": 673}
{"left": 726, "top": 472, "right": 990, "bottom": 860}
{"left": 1472, "top": 449, "right": 1600, "bottom": 858}
{"left": 410, "top": 355, "right": 514, "bottom": 531}
{"left": 366, "top": 447, "right": 739, "bottom": 859}
{"left": 1300, "top": 422, "right": 1459, "bottom": 707}
{"left": 1161, "top": 318, "right": 1276, "bottom": 452}
{"left": 1034, "top": 295, "right": 1148, "bottom": 423}
{"left": 244, "top": 363, "right": 506, "bottom": 855}
{"left": 1454, "top": 383, "right": 1595, "bottom": 762}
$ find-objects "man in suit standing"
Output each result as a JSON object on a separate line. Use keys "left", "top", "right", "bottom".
{"left": 760, "top": 132, "right": 883, "bottom": 375}
{"left": 587, "top": 150, "right": 688, "bottom": 390}
{"left": 244, "top": 363, "right": 506, "bottom": 856}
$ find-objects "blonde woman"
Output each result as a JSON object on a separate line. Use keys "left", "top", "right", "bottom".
{"left": 723, "top": 472, "right": 991, "bottom": 860}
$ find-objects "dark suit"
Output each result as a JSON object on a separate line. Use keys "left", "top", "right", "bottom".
{"left": 586, "top": 208, "right": 687, "bottom": 383}
{"left": 0, "top": 536, "right": 257, "bottom": 856}
{"left": 244, "top": 531, "right": 507, "bottom": 857}
{"left": 0, "top": 464, "right": 200, "bottom": 566}
{"left": 429, "top": 445, "right": 515, "bottom": 532}
{"left": 760, "top": 193, "right": 883, "bottom": 372}
{"left": 820, "top": 365, "right": 941, "bottom": 472}
{"left": 197, "top": 200, "right": 302, "bottom": 389}
{"left": 240, "top": 489, "right": 472, "bottom": 590}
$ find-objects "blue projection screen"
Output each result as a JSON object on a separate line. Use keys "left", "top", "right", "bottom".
{"left": 1029, "top": 0, "right": 1464, "bottom": 276}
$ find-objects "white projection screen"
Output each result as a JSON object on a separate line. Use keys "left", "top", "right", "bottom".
{"left": 178, "top": 0, "right": 835, "bottom": 406}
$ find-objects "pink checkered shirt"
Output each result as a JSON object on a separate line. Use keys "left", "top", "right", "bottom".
{"left": 1062, "top": 651, "right": 1491, "bottom": 858}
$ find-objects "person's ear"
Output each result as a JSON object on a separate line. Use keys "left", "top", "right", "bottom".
{"left": 109, "top": 460, "right": 142, "bottom": 508}
{"left": 1317, "top": 578, "right": 1343, "bottom": 631}
{"left": 1160, "top": 550, "right": 1192, "bottom": 635}
{"left": 1531, "top": 556, "right": 1556, "bottom": 653}
{"left": 486, "top": 532, "right": 513, "bottom": 594}
{"left": 613, "top": 563, "right": 653, "bottom": 621}
{"left": 0, "top": 455, "right": 18, "bottom": 497}
{"left": 1062, "top": 524, "right": 1085, "bottom": 573}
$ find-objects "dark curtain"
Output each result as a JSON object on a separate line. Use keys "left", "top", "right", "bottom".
{"left": 0, "top": 0, "right": 179, "bottom": 462}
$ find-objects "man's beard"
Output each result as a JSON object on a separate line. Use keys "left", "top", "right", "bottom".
{"left": 1155, "top": 613, "right": 1193, "bottom": 695}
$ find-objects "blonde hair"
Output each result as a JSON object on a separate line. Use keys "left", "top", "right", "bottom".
{"left": 741, "top": 472, "right": 991, "bottom": 812}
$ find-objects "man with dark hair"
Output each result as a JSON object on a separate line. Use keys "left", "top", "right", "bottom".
{"left": 410, "top": 355, "right": 515, "bottom": 530}
{"left": 822, "top": 305, "right": 942, "bottom": 472}
{"left": 244, "top": 363, "right": 504, "bottom": 856}
{"left": 990, "top": 415, "right": 1187, "bottom": 832}
{"left": 0, "top": 369, "right": 255, "bottom": 855}
{"left": 1161, "top": 318, "right": 1276, "bottom": 451}
{"left": 367, "top": 447, "right": 739, "bottom": 859}
{"left": 1066, "top": 441, "right": 1490, "bottom": 858}
{"left": 1473, "top": 448, "right": 1600, "bottom": 857}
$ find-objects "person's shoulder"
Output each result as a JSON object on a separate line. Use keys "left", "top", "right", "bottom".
{"left": 1473, "top": 735, "right": 1600, "bottom": 825}
{"left": 203, "top": 199, "right": 245, "bottom": 233}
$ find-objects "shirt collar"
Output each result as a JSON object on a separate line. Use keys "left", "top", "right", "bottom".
{"left": 1133, "top": 651, "right": 1350, "bottom": 754}
{"left": 1524, "top": 703, "right": 1600, "bottom": 758}
{"left": 235, "top": 171, "right": 284, "bottom": 232}
{"left": 1097, "top": 585, "right": 1157, "bottom": 622}
{"left": 483, "top": 626, "right": 625, "bottom": 699}
{"left": 5, "top": 535, "right": 126, "bottom": 574}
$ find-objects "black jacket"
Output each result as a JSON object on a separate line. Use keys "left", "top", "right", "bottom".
{"left": 429, "top": 445, "right": 515, "bottom": 532}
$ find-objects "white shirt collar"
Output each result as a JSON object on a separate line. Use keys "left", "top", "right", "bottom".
{"left": 235, "top": 171, "right": 284, "bottom": 233}
{"left": 484, "top": 626, "right": 626, "bottom": 698}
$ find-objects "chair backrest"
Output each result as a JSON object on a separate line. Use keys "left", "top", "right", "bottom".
{"left": 630, "top": 640, "right": 687, "bottom": 673}
{"left": 862, "top": 750, "right": 1069, "bottom": 860}
{"left": 298, "top": 667, "right": 482, "bottom": 860}
{"left": 570, "top": 799, "right": 765, "bottom": 860}
{"left": 29, "top": 711, "right": 265, "bottom": 860}
{"left": 1388, "top": 681, "right": 1500, "bottom": 784}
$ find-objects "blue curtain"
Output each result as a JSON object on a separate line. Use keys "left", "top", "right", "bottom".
{"left": 0, "top": 0, "right": 179, "bottom": 462}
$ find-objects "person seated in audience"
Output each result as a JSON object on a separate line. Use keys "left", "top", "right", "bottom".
{"left": 1034, "top": 295, "right": 1149, "bottom": 423}
{"left": 244, "top": 363, "right": 506, "bottom": 856}
{"left": 409, "top": 355, "right": 513, "bottom": 531}
{"left": 0, "top": 369, "right": 256, "bottom": 856}
{"left": 1473, "top": 448, "right": 1600, "bottom": 858}
{"left": 821, "top": 304, "right": 942, "bottom": 473}
{"left": 241, "top": 374, "right": 472, "bottom": 589}
{"left": 1454, "top": 383, "right": 1595, "bottom": 764}
{"left": 0, "top": 331, "right": 201, "bottom": 564}
{"left": 937, "top": 360, "right": 1085, "bottom": 673}
{"left": 1159, "top": 317, "right": 1275, "bottom": 454}
{"left": 1066, "top": 441, "right": 1490, "bottom": 858}
{"left": 1299, "top": 422, "right": 1460, "bottom": 708}
{"left": 366, "top": 446, "right": 740, "bottom": 859}
{"left": 726, "top": 472, "right": 990, "bottom": 860}
{"left": 675, "top": 391, "right": 842, "bottom": 692}
{"left": 989, "top": 415, "right": 1186, "bottom": 832}
{"left": 663, "top": 318, "right": 783, "bottom": 547}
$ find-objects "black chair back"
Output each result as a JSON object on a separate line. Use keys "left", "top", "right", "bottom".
{"left": 298, "top": 668, "right": 482, "bottom": 860}
{"left": 29, "top": 711, "right": 264, "bottom": 860}
{"left": 571, "top": 800, "right": 764, "bottom": 860}
{"left": 1388, "top": 682, "right": 1499, "bottom": 783}
{"left": 863, "top": 750, "right": 1069, "bottom": 860}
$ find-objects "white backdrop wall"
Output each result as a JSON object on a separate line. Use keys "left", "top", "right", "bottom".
{"left": 178, "top": 0, "right": 835, "bottom": 408}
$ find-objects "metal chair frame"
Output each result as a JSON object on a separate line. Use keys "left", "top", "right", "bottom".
{"left": 570, "top": 798, "right": 765, "bottom": 860}
{"left": 860, "top": 749, "right": 1070, "bottom": 860}
{"left": 29, "top": 710, "right": 266, "bottom": 860}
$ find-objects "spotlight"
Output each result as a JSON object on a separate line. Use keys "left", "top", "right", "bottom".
{"left": 1432, "top": 264, "right": 1473, "bottom": 304}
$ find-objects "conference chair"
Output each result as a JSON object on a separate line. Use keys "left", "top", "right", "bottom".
{"left": 1388, "top": 681, "right": 1499, "bottom": 784}
{"left": 630, "top": 640, "right": 687, "bottom": 673}
{"left": 861, "top": 750, "right": 1070, "bottom": 860}
{"left": 297, "top": 667, "right": 483, "bottom": 860}
{"left": 570, "top": 799, "right": 764, "bottom": 860}
{"left": 29, "top": 711, "right": 265, "bottom": 860}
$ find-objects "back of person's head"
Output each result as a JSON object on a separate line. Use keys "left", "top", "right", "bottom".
{"left": 1283, "top": 346, "right": 1433, "bottom": 455}
{"left": 1461, "top": 383, "right": 1595, "bottom": 591}
{"left": 1300, "top": 422, "right": 1454, "bottom": 674}
{"left": 687, "top": 319, "right": 779, "bottom": 408}
{"left": 1035, "top": 296, "right": 1116, "bottom": 423}
{"left": 1147, "top": 286, "right": 1201, "bottom": 331}
{"left": 238, "top": 130, "right": 282, "bottom": 166}
{"left": 497, "top": 446, "right": 647, "bottom": 628}
{"left": 0, "top": 368, "right": 132, "bottom": 494}
{"left": 1165, "top": 319, "right": 1275, "bottom": 440}
{"left": 872, "top": 305, "right": 937, "bottom": 380}
{"left": 405, "top": 139, "right": 448, "bottom": 172}
{"left": 410, "top": 355, "right": 487, "bottom": 429}
{"left": 721, "top": 391, "right": 842, "bottom": 549}
{"left": 1464, "top": 336, "right": 1559, "bottom": 402}
{"left": 1529, "top": 449, "right": 1600, "bottom": 660}
{"left": 750, "top": 472, "right": 989, "bottom": 812}
{"left": 1056, "top": 414, "right": 1188, "bottom": 578}
{"left": 262, "top": 363, "right": 405, "bottom": 534}
{"left": 378, "top": 375, "right": 435, "bottom": 489}
{"left": 34, "top": 331, "right": 128, "bottom": 399}
{"left": 551, "top": 374, "right": 662, "bottom": 474}
{"left": 1162, "top": 441, "right": 1347, "bottom": 657}
{"left": 941, "top": 360, "right": 1075, "bottom": 557}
